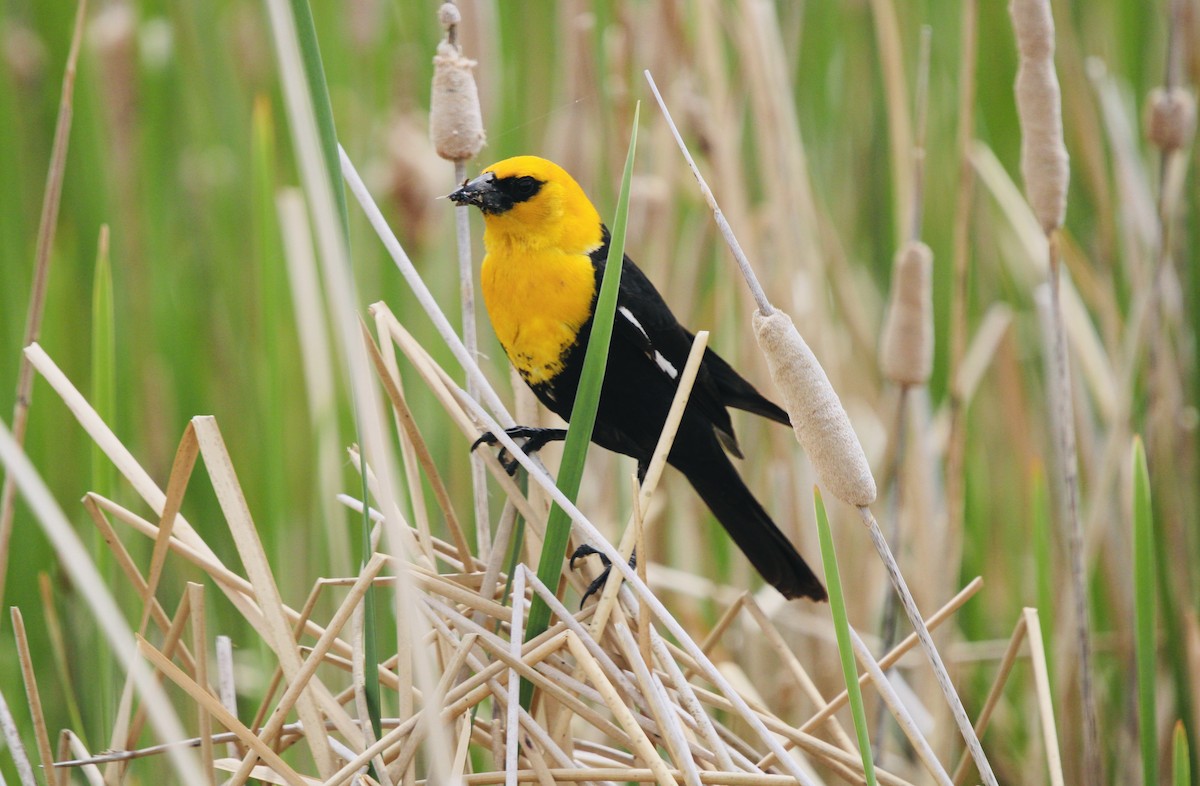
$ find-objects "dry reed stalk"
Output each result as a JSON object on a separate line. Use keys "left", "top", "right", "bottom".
{"left": 138, "top": 636, "right": 310, "bottom": 786}
{"left": 11, "top": 608, "right": 58, "bottom": 786}
{"left": 563, "top": 631, "right": 677, "bottom": 786}
{"left": 1023, "top": 608, "right": 1065, "bottom": 786}
{"left": 0, "top": 685, "right": 36, "bottom": 786}
{"left": 111, "top": 592, "right": 191, "bottom": 781}
{"left": 193, "top": 415, "right": 335, "bottom": 777}
{"left": 368, "top": 308, "right": 547, "bottom": 533}
{"left": 869, "top": 0, "right": 913, "bottom": 242}
{"left": 949, "top": 610, "right": 1062, "bottom": 786}
{"left": 86, "top": 493, "right": 369, "bottom": 752}
{"left": 740, "top": 597, "right": 856, "bottom": 754}
{"left": 187, "top": 583, "right": 216, "bottom": 786}
{"left": 82, "top": 496, "right": 197, "bottom": 670}
{"left": 233, "top": 554, "right": 386, "bottom": 781}
{"left": 276, "top": 188, "right": 351, "bottom": 574}
{"left": 371, "top": 313, "right": 438, "bottom": 565}
{"left": 0, "top": 0, "right": 87, "bottom": 613}
{"left": 265, "top": 2, "right": 457, "bottom": 774}
{"left": 361, "top": 321, "right": 472, "bottom": 566}
{"left": 505, "top": 568, "right": 526, "bottom": 786}
{"left": 216, "top": 635, "right": 241, "bottom": 758}
{"left": 251, "top": 580, "right": 329, "bottom": 738}
{"left": 35, "top": 575, "right": 83, "bottom": 741}
{"left": 588, "top": 330, "right": 710, "bottom": 637}
{"left": 846, "top": 628, "right": 953, "bottom": 786}
{"left": 0, "top": 419, "right": 203, "bottom": 783}
{"left": 347, "top": 445, "right": 434, "bottom": 572}
{"left": 58, "top": 729, "right": 103, "bottom": 786}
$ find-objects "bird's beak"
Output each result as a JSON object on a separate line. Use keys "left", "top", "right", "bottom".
{"left": 447, "top": 173, "right": 495, "bottom": 208}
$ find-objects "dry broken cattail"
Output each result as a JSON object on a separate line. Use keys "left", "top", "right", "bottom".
{"left": 754, "top": 309, "right": 877, "bottom": 507}
{"left": 429, "top": 3, "right": 485, "bottom": 162}
{"left": 1010, "top": 0, "right": 1069, "bottom": 234}
{"left": 1146, "top": 86, "right": 1197, "bottom": 152}
{"left": 879, "top": 241, "right": 934, "bottom": 386}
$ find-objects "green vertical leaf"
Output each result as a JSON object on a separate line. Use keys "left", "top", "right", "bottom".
{"left": 520, "top": 103, "right": 640, "bottom": 709}
{"left": 1133, "top": 435, "right": 1157, "bottom": 786}
{"left": 814, "top": 487, "right": 877, "bottom": 786}
{"left": 1174, "top": 721, "right": 1190, "bottom": 786}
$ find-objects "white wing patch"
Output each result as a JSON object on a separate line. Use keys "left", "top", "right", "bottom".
{"left": 620, "top": 305, "right": 678, "bottom": 379}
{"left": 618, "top": 306, "right": 648, "bottom": 340}
{"left": 654, "top": 350, "right": 678, "bottom": 379}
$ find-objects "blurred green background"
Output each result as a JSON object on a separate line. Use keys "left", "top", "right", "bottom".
{"left": 1, "top": 0, "right": 1196, "bottom": 782}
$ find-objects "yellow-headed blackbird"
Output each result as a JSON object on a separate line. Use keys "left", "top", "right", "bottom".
{"left": 449, "top": 156, "right": 826, "bottom": 602}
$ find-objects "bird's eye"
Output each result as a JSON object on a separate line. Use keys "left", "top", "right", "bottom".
{"left": 513, "top": 177, "right": 540, "bottom": 197}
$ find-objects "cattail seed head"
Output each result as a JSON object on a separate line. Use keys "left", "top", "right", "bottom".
{"left": 754, "top": 309, "right": 877, "bottom": 507}
{"left": 1146, "top": 86, "right": 1196, "bottom": 152}
{"left": 437, "top": 2, "right": 461, "bottom": 28}
{"left": 1010, "top": 0, "right": 1069, "bottom": 234}
{"left": 879, "top": 241, "right": 934, "bottom": 386}
{"left": 429, "top": 29, "right": 484, "bottom": 161}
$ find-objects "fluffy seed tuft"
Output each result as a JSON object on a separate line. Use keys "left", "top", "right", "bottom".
{"left": 880, "top": 241, "right": 934, "bottom": 386}
{"left": 1146, "top": 86, "right": 1197, "bottom": 152}
{"left": 1010, "top": 0, "right": 1069, "bottom": 233}
{"left": 429, "top": 38, "right": 484, "bottom": 161}
{"left": 754, "top": 310, "right": 877, "bottom": 507}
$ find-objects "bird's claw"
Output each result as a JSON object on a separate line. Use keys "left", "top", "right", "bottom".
{"left": 570, "top": 544, "right": 637, "bottom": 608}
{"left": 471, "top": 426, "right": 567, "bottom": 476}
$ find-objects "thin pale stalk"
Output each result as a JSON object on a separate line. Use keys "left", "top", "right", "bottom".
{"left": 859, "top": 505, "right": 997, "bottom": 785}
{"left": 0, "top": 0, "right": 88, "bottom": 615}
{"left": 187, "top": 583, "right": 216, "bottom": 786}
{"left": 455, "top": 158, "right": 492, "bottom": 561}
{"left": 1043, "top": 234, "right": 1101, "bottom": 783}
{"left": 11, "top": 608, "right": 58, "bottom": 786}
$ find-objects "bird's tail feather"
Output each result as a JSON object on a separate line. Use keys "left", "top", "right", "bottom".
{"left": 679, "top": 451, "right": 827, "bottom": 602}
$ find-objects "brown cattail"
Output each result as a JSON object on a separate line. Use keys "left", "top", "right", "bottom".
{"left": 1010, "top": 0, "right": 1069, "bottom": 234}
{"left": 429, "top": 4, "right": 485, "bottom": 162}
{"left": 754, "top": 310, "right": 877, "bottom": 507}
{"left": 1146, "top": 86, "right": 1197, "bottom": 152}
{"left": 879, "top": 241, "right": 934, "bottom": 386}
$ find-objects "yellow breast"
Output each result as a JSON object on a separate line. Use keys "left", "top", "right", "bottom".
{"left": 481, "top": 247, "right": 596, "bottom": 386}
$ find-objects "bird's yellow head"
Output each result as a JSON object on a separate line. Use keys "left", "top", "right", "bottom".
{"left": 448, "top": 156, "right": 603, "bottom": 254}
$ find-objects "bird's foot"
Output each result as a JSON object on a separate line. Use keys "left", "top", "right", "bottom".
{"left": 570, "top": 544, "right": 637, "bottom": 608}
{"left": 471, "top": 426, "right": 568, "bottom": 475}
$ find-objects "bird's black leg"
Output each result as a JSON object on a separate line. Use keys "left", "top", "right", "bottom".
{"left": 471, "top": 426, "right": 568, "bottom": 475}
{"left": 570, "top": 544, "right": 637, "bottom": 608}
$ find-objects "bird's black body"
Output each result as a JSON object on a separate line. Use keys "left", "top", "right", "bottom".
{"left": 527, "top": 227, "right": 827, "bottom": 602}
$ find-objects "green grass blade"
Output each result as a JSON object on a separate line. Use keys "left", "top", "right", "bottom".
{"left": 1133, "top": 435, "right": 1157, "bottom": 786}
{"left": 1174, "top": 721, "right": 1190, "bottom": 786}
{"left": 520, "top": 102, "right": 640, "bottom": 709}
{"left": 288, "top": 0, "right": 350, "bottom": 236}
{"left": 814, "top": 487, "right": 877, "bottom": 786}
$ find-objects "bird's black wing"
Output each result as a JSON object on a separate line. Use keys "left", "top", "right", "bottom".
{"left": 590, "top": 229, "right": 786, "bottom": 455}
